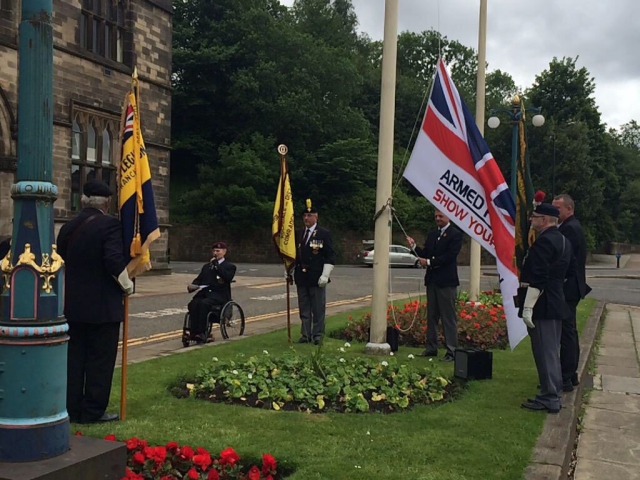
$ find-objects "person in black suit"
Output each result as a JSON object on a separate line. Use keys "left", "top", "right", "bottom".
{"left": 519, "top": 203, "right": 573, "bottom": 414}
{"left": 57, "top": 179, "right": 134, "bottom": 424}
{"left": 553, "top": 194, "right": 590, "bottom": 392}
{"left": 406, "top": 209, "right": 463, "bottom": 362}
{"left": 293, "top": 199, "right": 336, "bottom": 345}
{"left": 187, "top": 241, "right": 237, "bottom": 343}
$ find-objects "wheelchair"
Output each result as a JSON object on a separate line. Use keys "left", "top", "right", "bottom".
{"left": 182, "top": 300, "right": 246, "bottom": 347}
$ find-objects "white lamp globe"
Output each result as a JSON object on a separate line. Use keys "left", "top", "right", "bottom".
{"left": 487, "top": 116, "right": 500, "bottom": 129}
{"left": 532, "top": 114, "right": 545, "bottom": 127}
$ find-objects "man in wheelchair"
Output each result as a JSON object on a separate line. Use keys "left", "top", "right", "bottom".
{"left": 187, "top": 241, "right": 237, "bottom": 343}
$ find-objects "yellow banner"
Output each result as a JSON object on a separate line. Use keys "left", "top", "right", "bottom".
{"left": 272, "top": 156, "right": 296, "bottom": 271}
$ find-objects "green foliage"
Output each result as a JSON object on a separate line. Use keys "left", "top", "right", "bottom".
{"left": 186, "top": 348, "right": 451, "bottom": 413}
{"left": 171, "top": 2, "right": 640, "bottom": 247}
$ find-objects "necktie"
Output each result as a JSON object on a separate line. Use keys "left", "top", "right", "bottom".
{"left": 302, "top": 229, "right": 310, "bottom": 245}
{"left": 437, "top": 229, "right": 443, "bottom": 241}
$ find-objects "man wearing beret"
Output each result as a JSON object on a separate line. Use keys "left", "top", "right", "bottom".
{"left": 187, "top": 242, "right": 237, "bottom": 343}
{"left": 553, "top": 194, "right": 591, "bottom": 392}
{"left": 519, "top": 203, "right": 574, "bottom": 414}
{"left": 57, "top": 179, "right": 134, "bottom": 423}
{"left": 293, "top": 199, "right": 336, "bottom": 345}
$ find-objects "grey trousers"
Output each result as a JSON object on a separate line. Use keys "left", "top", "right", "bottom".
{"left": 529, "top": 318, "right": 563, "bottom": 410}
{"left": 296, "top": 284, "right": 327, "bottom": 341}
{"left": 426, "top": 284, "right": 458, "bottom": 355}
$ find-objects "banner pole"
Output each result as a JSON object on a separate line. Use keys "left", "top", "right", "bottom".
{"left": 120, "top": 295, "right": 129, "bottom": 420}
{"left": 286, "top": 278, "right": 291, "bottom": 342}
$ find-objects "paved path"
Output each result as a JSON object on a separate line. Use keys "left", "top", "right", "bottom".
{"left": 573, "top": 303, "right": 640, "bottom": 480}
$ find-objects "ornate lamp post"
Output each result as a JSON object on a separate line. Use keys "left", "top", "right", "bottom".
{"left": 487, "top": 95, "right": 545, "bottom": 199}
{"left": 0, "top": 0, "right": 69, "bottom": 461}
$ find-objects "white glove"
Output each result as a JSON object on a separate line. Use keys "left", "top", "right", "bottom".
{"left": 318, "top": 264, "right": 334, "bottom": 288}
{"left": 117, "top": 269, "right": 134, "bottom": 295}
{"left": 522, "top": 287, "right": 542, "bottom": 329}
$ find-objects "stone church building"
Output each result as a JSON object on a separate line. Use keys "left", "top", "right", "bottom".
{"left": 0, "top": 0, "right": 172, "bottom": 269}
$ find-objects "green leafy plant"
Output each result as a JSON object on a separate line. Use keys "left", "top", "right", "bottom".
{"left": 177, "top": 349, "right": 453, "bottom": 414}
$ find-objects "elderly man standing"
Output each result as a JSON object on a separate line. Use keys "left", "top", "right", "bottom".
{"left": 519, "top": 203, "right": 574, "bottom": 414}
{"left": 294, "top": 199, "right": 336, "bottom": 345}
{"left": 406, "top": 209, "right": 463, "bottom": 362}
{"left": 57, "top": 179, "right": 134, "bottom": 424}
{"left": 553, "top": 194, "right": 590, "bottom": 392}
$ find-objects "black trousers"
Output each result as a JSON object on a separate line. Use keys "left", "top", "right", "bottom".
{"left": 560, "top": 301, "right": 580, "bottom": 385}
{"left": 67, "top": 321, "right": 121, "bottom": 423}
{"left": 188, "top": 297, "right": 222, "bottom": 336}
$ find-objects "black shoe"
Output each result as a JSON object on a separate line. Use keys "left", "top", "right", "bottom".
{"left": 83, "top": 412, "right": 119, "bottom": 424}
{"left": 313, "top": 339, "right": 320, "bottom": 345}
{"left": 571, "top": 375, "right": 580, "bottom": 386}
{"left": 440, "top": 354, "right": 455, "bottom": 362}
{"left": 562, "top": 383, "right": 574, "bottom": 392}
{"left": 521, "top": 400, "right": 559, "bottom": 414}
{"left": 297, "top": 338, "right": 310, "bottom": 344}
{"left": 421, "top": 349, "right": 438, "bottom": 357}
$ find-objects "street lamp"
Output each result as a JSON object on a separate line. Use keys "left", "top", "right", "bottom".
{"left": 488, "top": 95, "right": 545, "bottom": 200}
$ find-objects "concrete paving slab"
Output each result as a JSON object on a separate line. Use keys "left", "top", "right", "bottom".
{"left": 582, "top": 406, "right": 640, "bottom": 432}
{"left": 602, "top": 317, "right": 633, "bottom": 333}
{"left": 597, "top": 365, "right": 640, "bottom": 378}
{"left": 600, "top": 331, "right": 635, "bottom": 347}
{"left": 574, "top": 458, "right": 640, "bottom": 480}
{"left": 588, "top": 390, "right": 640, "bottom": 414}
{"left": 598, "top": 345, "right": 638, "bottom": 358}
{"left": 576, "top": 427, "right": 640, "bottom": 466}
{"left": 597, "top": 353, "right": 640, "bottom": 367}
{"left": 601, "top": 374, "right": 640, "bottom": 393}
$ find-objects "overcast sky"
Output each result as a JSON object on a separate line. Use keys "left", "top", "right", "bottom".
{"left": 281, "top": 0, "right": 640, "bottom": 130}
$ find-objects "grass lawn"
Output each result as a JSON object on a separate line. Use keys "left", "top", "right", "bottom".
{"left": 78, "top": 298, "right": 596, "bottom": 480}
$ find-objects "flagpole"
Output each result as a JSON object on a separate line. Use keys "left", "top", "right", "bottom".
{"left": 469, "top": 0, "right": 488, "bottom": 302}
{"left": 366, "top": 0, "right": 398, "bottom": 356}
{"left": 120, "top": 295, "right": 129, "bottom": 420}
{"left": 286, "top": 280, "right": 292, "bottom": 342}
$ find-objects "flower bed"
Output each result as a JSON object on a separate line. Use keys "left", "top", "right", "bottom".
{"left": 170, "top": 348, "right": 455, "bottom": 413}
{"left": 330, "top": 290, "right": 508, "bottom": 350}
{"left": 82, "top": 432, "right": 278, "bottom": 480}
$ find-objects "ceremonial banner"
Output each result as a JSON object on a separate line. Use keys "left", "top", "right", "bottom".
{"left": 119, "top": 74, "right": 160, "bottom": 278}
{"left": 403, "top": 58, "right": 527, "bottom": 349}
{"left": 272, "top": 153, "right": 296, "bottom": 271}
{"left": 515, "top": 102, "right": 535, "bottom": 272}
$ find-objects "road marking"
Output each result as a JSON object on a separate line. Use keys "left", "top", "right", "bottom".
{"left": 249, "top": 282, "right": 286, "bottom": 289}
{"left": 130, "top": 307, "right": 188, "bottom": 319}
{"left": 250, "top": 293, "right": 298, "bottom": 301}
{"left": 120, "top": 295, "right": 372, "bottom": 348}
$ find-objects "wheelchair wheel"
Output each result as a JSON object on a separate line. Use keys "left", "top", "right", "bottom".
{"left": 182, "top": 312, "right": 191, "bottom": 347}
{"left": 219, "top": 301, "right": 245, "bottom": 339}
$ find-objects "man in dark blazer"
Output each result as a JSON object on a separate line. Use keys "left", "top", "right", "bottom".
{"left": 187, "top": 241, "right": 236, "bottom": 343}
{"left": 57, "top": 179, "right": 134, "bottom": 424}
{"left": 519, "top": 203, "right": 574, "bottom": 414}
{"left": 294, "top": 199, "right": 336, "bottom": 344}
{"left": 553, "top": 194, "right": 590, "bottom": 391}
{"left": 406, "top": 209, "right": 462, "bottom": 361}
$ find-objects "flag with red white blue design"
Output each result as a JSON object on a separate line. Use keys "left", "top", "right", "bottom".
{"left": 403, "top": 58, "right": 526, "bottom": 349}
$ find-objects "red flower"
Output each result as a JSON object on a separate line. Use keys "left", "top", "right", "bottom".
{"left": 262, "top": 453, "right": 277, "bottom": 474}
{"left": 180, "top": 445, "right": 195, "bottom": 461}
{"left": 196, "top": 446, "right": 209, "bottom": 456}
{"left": 144, "top": 446, "right": 167, "bottom": 464}
{"left": 207, "top": 469, "right": 220, "bottom": 480}
{"left": 126, "top": 437, "right": 146, "bottom": 451}
{"left": 74, "top": 431, "right": 83, "bottom": 436}
{"left": 104, "top": 434, "right": 116, "bottom": 441}
{"left": 132, "top": 451, "right": 146, "bottom": 465}
{"left": 186, "top": 468, "right": 199, "bottom": 480}
{"left": 124, "top": 467, "right": 145, "bottom": 480}
{"left": 473, "top": 322, "right": 480, "bottom": 329}
{"left": 248, "top": 465, "right": 261, "bottom": 480}
{"left": 219, "top": 447, "right": 240, "bottom": 466}
{"left": 166, "top": 441, "right": 179, "bottom": 453}
{"left": 193, "top": 453, "right": 212, "bottom": 470}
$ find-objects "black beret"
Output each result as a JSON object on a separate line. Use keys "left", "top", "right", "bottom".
{"left": 212, "top": 241, "right": 227, "bottom": 249}
{"left": 83, "top": 179, "right": 113, "bottom": 197}
{"left": 534, "top": 203, "right": 559, "bottom": 218}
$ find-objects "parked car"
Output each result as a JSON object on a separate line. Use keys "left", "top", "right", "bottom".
{"left": 358, "top": 244, "right": 419, "bottom": 267}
